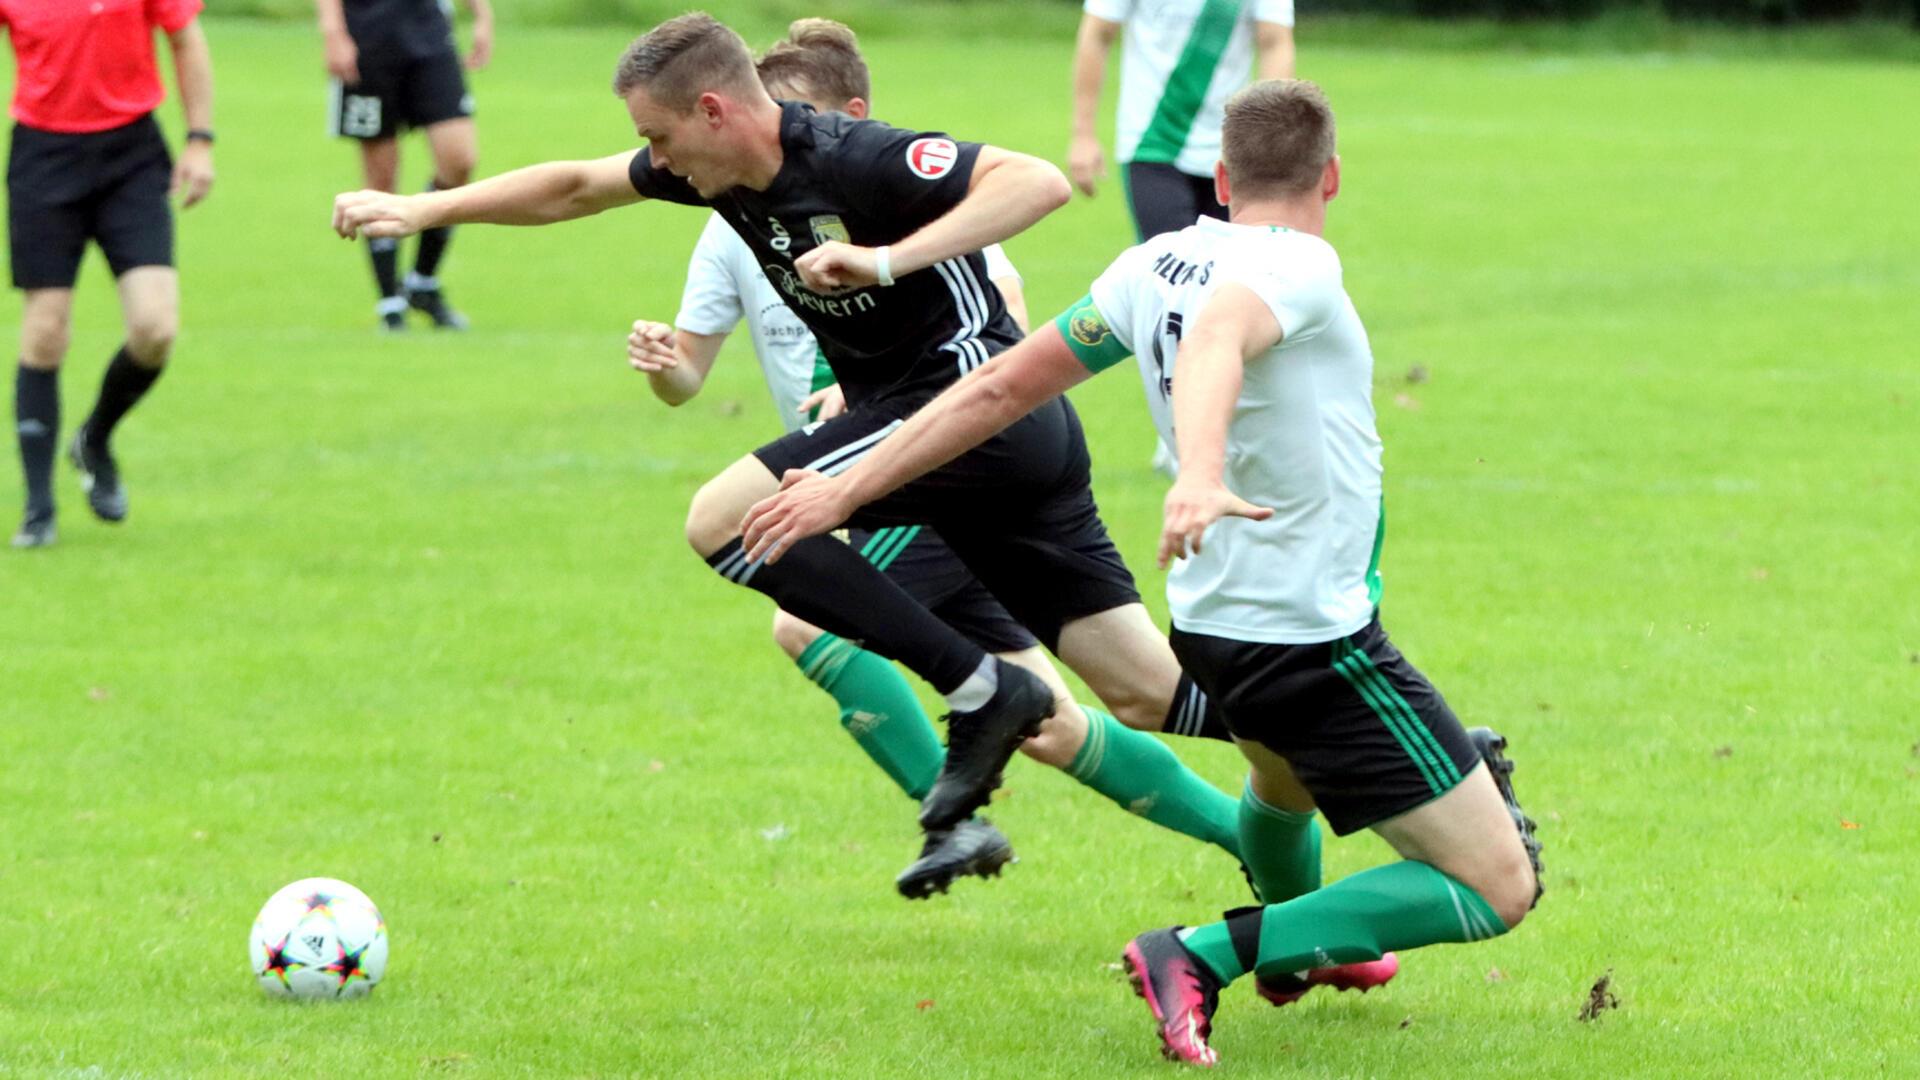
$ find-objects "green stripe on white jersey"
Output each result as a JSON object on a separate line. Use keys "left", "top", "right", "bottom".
{"left": 1088, "top": 0, "right": 1296, "bottom": 177}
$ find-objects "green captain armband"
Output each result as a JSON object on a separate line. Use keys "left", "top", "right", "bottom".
{"left": 1052, "top": 294, "right": 1132, "bottom": 374}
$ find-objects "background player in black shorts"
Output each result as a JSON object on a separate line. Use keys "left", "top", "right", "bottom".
{"left": 333, "top": 13, "right": 1252, "bottom": 868}
{"left": 316, "top": 0, "right": 490, "bottom": 331}
{"left": 3, "top": 0, "right": 217, "bottom": 548}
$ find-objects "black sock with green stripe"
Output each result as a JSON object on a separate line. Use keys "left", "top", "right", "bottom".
{"left": 795, "top": 632, "right": 945, "bottom": 800}
{"left": 1178, "top": 860, "right": 1509, "bottom": 985}
{"left": 705, "top": 536, "right": 986, "bottom": 694}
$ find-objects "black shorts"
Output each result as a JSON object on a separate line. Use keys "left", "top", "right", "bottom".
{"left": 756, "top": 397, "right": 1141, "bottom": 651}
{"left": 329, "top": 47, "right": 472, "bottom": 140}
{"left": 851, "top": 525, "right": 1038, "bottom": 655}
{"left": 1122, "top": 161, "right": 1229, "bottom": 241}
{"left": 1171, "top": 619, "right": 1481, "bottom": 836}
{"left": 8, "top": 116, "right": 173, "bottom": 289}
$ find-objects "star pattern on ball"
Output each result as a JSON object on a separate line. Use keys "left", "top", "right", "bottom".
{"left": 321, "top": 941, "right": 370, "bottom": 991}
{"left": 260, "top": 932, "right": 306, "bottom": 989}
{"left": 299, "top": 890, "right": 336, "bottom": 918}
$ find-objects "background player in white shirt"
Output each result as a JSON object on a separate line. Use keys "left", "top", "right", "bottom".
{"left": 1070, "top": 0, "right": 1295, "bottom": 241}
{"left": 1071, "top": 0, "right": 1295, "bottom": 475}
{"left": 623, "top": 19, "right": 1251, "bottom": 900}
{"left": 744, "top": 80, "right": 1542, "bottom": 1066}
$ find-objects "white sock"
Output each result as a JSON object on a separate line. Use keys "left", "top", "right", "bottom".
{"left": 404, "top": 271, "right": 439, "bottom": 293}
{"left": 375, "top": 296, "right": 407, "bottom": 316}
{"left": 943, "top": 656, "right": 999, "bottom": 713}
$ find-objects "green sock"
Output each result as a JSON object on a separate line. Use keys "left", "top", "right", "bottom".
{"left": 1066, "top": 708, "right": 1241, "bottom": 860}
{"left": 1180, "top": 860, "right": 1509, "bottom": 985}
{"left": 796, "top": 633, "right": 945, "bottom": 800}
{"left": 1238, "top": 781, "right": 1321, "bottom": 904}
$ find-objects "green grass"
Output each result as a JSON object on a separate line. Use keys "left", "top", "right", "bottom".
{"left": 4, "top": 18, "right": 1919, "bottom": 1078}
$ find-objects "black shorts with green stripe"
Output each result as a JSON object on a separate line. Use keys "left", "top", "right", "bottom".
{"left": 849, "top": 525, "right": 1038, "bottom": 655}
{"left": 1170, "top": 619, "right": 1480, "bottom": 837}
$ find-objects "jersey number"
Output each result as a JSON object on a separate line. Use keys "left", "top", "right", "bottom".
{"left": 1149, "top": 312, "right": 1183, "bottom": 400}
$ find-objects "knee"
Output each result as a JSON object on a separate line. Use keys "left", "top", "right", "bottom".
{"left": 434, "top": 158, "right": 474, "bottom": 189}
{"left": 770, "top": 610, "right": 821, "bottom": 660}
{"left": 125, "top": 313, "right": 177, "bottom": 366}
{"left": 433, "top": 134, "right": 477, "bottom": 189}
{"left": 20, "top": 321, "right": 69, "bottom": 368}
{"left": 1475, "top": 849, "right": 1539, "bottom": 932}
{"left": 684, "top": 477, "right": 745, "bottom": 558}
{"left": 1103, "top": 685, "right": 1169, "bottom": 732}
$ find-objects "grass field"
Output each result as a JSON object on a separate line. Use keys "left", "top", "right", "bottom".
{"left": 3, "top": 18, "right": 1918, "bottom": 1077}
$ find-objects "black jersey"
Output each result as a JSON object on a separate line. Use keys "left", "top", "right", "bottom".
{"left": 629, "top": 102, "right": 1024, "bottom": 408}
{"left": 344, "top": 0, "right": 454, "bottom": 60}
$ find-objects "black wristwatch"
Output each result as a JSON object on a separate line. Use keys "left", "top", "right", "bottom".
{"left": 186, "top": 129, "right": 216, "bottom": 145}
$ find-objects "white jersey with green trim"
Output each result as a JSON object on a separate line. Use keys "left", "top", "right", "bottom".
{"left": 676, "top": 212, "right": 1020, "bottom": 434}
{"left": 1085, "top": 0, "right": 1295, "bottom": 177}
{"left": 1084, "top": 216, "right": 1383, "bottom": 644}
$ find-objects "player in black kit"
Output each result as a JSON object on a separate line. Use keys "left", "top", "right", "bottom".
{"left": 332, "top": 12, "right": 1298, "bottom": 873}
{"left": 315, "top": 0, "right": 490, "bottom": 330}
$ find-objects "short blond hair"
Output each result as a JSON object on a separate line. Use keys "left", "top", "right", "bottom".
{"left": 611, "top": 12, "right": 759, "bottom": 111}
{"left": 1222, "top": 80, "right": 1337, "bottom": 197}
{"left": 756, "top": 19, "right": 871, "bottom": 106}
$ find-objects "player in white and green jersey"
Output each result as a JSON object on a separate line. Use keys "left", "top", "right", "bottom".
{"left": 1072, "top": 0, "right": 1295, "bottom": 476}
{"left": 1070, "top": 0, "right": 1295, "bottom": 241}
{"left": 624, "top": 19, "right": 1253, "bottom": 901}
{"left": 743, "top": 80, "right": 1544, "bottom": 1065}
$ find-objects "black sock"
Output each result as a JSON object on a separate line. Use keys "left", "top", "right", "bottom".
{"left": 14, "top": 363, "right": 58, "bottom": 516}
{"left": 85, "top": 346, "right": 162, "bottom": 448}
{"left": 1164, "top": 672, "right": 1235, "bottom": 742}
{"left": 368, "top": 237, "right": 401, "bottom": 300}
{"left": 413, "top": 181, "right": 453, "bottom": 281}
{"left": 706, "top": 536, "right": 985, "bottom": 694}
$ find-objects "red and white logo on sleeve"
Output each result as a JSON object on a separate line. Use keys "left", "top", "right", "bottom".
{"left": 905, "top": 138, "right": 959, "bottom": 180}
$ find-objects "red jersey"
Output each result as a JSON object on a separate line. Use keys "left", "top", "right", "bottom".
{"left": 0, "top": 0, "right": 203, "bottom": 134}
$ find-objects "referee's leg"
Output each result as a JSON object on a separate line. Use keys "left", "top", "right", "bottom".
{"left": 11, "top": 288, "right": 72, "bottom": 546}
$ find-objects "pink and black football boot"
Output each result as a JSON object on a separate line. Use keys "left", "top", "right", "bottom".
{"left": 1121, "top": 927, "right": 1222, "bottom": 1067}
{"left": 1254, "top": 952, "right": 1401, "bottom": 1007}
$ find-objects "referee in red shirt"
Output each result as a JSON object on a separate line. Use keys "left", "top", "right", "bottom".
{"left": 3, "top": 0, "right": 215, "bottom": 549}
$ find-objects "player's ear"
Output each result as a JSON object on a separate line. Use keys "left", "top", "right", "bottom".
{"left": 844, "top": 97, "right": 870, "bottom": 120}
{"left": 1213, "top": 161, "right": 1231, "bottom": 209}
{"left": 697, "top": 91, "right": 726, "bottom": 127}
{"left": 1323, "top": 155, "right": 1340, "bottom": 202}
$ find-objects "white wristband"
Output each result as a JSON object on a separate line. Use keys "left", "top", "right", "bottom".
{"left": 874, "top": 245, "right": 896, "bottom": 287}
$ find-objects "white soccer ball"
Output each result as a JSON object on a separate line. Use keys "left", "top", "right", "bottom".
{"left": 248, "top": 877, "right": 388, "bottom": 1000}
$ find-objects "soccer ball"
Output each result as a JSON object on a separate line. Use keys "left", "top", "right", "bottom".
{"left": 248, "top": 877, "right": 388, "bottom": 1000}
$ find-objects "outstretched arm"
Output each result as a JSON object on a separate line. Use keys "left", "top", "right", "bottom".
{"left": 1158, "top": 283, "right": 1281, "bottom": 568}
{"left": 740, "top": 323, "right": 1094, "bottom": 562}
{"left": 795, "top": 146, "right": 1071, "bottom": 293}
{"left": 626, "top": 320, "right": 725, "bottom": 407}
{"left": 332, "top": 151, "right": 645, "bottom": 238}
